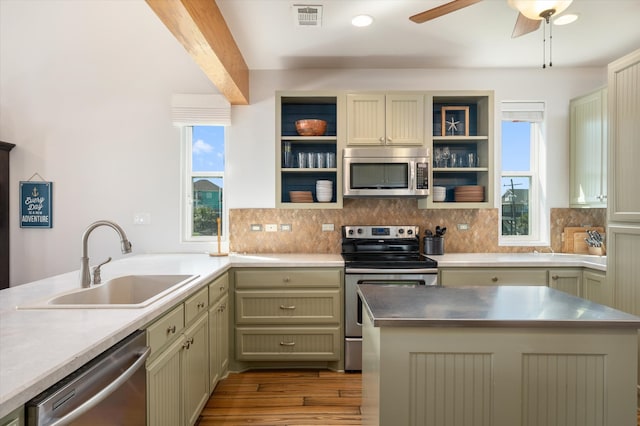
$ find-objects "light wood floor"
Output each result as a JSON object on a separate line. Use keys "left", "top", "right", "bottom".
{"left": 196, "top": 369, "right": 362, "bottom": 425}
{"left": 198, "top": 369, "right": 640, "bottom": 426}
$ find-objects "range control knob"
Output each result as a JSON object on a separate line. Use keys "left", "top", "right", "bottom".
{"left": 357, "top": 228, "right": 363, "bottom": 234}
{"left": 348, "top": 229, "right": 354, "bottom": 236}
{"left": 398, "top": 228, "right": 404, "bottom": 234}
{"left": 407, "top": 229, "right": 413, "bottom": 235}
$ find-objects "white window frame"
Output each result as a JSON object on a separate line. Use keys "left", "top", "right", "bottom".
{"left": 499, "top": 101, "right": 548, "bottom": 246}
{"left": 180, "top": 126, "right": 228, "bottom": 244}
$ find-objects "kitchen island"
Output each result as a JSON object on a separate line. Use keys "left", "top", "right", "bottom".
{"left": 358, "top": 284, "right": 640, "bottom": 426}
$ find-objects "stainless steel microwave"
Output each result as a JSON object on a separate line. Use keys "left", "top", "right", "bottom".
{"left": 343, "top": 147, "right": 429, "bottom": 198}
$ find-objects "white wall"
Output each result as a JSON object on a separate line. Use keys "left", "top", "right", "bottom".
{"left": 1, "top": 1, "right": 607, "bottom": 285}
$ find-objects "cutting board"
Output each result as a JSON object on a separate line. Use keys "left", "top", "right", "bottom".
{"left": 562, "top": 226, "right": 605, "bottom": 254}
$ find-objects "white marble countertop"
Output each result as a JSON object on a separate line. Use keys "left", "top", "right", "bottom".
{"left": 0, "top": 251, "right": 606, "bottom": 417}
{"left": 0, "top": 253, "right": 343, "bottom": 418}
{"left": 431, "top": 252, "right": 607, "bottom": 272}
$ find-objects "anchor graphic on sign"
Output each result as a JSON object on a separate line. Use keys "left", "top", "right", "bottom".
{"left": 32, "top": 187, "right": 39, "bottom": 197}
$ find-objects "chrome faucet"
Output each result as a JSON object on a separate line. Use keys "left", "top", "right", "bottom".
{"left": 80, "top": 220, "right": 132, "bottom": 287}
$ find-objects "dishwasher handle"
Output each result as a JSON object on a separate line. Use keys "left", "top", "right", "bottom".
{"left": 48, "top": 346, "right": 151, "bottom": 426}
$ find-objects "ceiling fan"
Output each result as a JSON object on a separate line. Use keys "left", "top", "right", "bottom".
{"left": 409, "top": 0, "right": 573, "bottom": 38}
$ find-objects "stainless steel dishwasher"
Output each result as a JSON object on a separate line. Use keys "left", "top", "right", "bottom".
{"left": 26, "top": 330, "right": 150, "bottom": 426}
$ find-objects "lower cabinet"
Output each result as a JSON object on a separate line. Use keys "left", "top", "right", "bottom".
{"left": 208, "top": 272, "right": 229, "bottom": 392}
{"left": 439, "top": 268, "right": 548, "bottom": 286}
{"left": 582, "top": 269, "right": 612, "bottom": 307}
{"left": 0, "top": 405, "right": 23, "bottom": 426}
{"left": 233, "top": 267, "right": 343, "bottom": 369}
{"left": 548, "top": 268, "right": 582, "bottom": 297}
{"left": 146, "top": 280, "right": 221, "bottom": 426}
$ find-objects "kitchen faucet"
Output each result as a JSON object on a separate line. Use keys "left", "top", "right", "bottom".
{"left": 80, "top": 220, "right": 132, "bottom": 287}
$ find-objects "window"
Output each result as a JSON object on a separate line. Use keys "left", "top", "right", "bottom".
{"left": 182, "top": 126, "right": 226, "bottom": 242}
{"left": 500, "top": 101, "right": 547, "bottom": 245}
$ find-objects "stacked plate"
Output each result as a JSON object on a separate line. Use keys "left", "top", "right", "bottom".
{"left": 316, "top": 180, "right": 333, "bottom": 202}
{"left": 289, "top": 191, "right": 313, "bottom": 203}
{"left": 454, "top": 185, "right": 484, "bottom": 202}
{"left": 432, "top": 186, "right": 446, "bottom": 202}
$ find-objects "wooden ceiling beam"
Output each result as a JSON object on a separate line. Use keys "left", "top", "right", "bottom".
{"left": 146, "top": 0, "right": 249, "bottom": 105}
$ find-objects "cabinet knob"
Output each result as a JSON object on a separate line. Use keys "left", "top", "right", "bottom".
{"left": 283, "top": 277, "right": 291, "bottom": 283}
{"left": 197, "top": 302, "right": 206, "bottom": 309}
{"left": 166, "top": 325, "right": 176, "bottom": 334}
{"left": 279, "top": 305, "right": 296, "bottom": 310}
{"left": 387, "top": 137, "right": 392, "bottom": 143}
{"left": 219, "top": 303, "right": 226, "bottom": 312}
{"left": 279, "top": 341, "right": 296, "bottom": 346}
{"left": 552, "top": 275, "right": 559, "bottom": 280}
{"left": 220, "top": 286, "right": 225, "bottom": 292}
{"left": 379, "top": 137, "right": 385, "bottom": 143}
{"left": 491, "top": 277, "right": 498, "bottom": 282}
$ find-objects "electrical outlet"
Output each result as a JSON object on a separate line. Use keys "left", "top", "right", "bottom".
{"left": 265, "top": 224, "right": 278, "bottom": 232}
{"left": 133, "top": 213, "right": 151, "bottom": 225}
{"left": 322, "top": 223, "right": 335, "bottom": 232}
{"left": 457, "top": 223, "right": 469, "bottom": 231}
{"left": 250, "top": 224, "right": 262, "bottom": 231}
{"left": 280, "top": 224, "right": 292, "bottom": 232}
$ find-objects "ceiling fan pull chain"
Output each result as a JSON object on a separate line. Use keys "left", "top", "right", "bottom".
{"left": 549, "top": 17, "right": 553, "bottom": 67}
{"left": 542, "top": 21, "right": 546, "bottom": 69}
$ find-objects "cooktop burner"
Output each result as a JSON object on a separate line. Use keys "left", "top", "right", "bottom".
{"left": 341, "top": 225, "right": 437, "bottom": 269}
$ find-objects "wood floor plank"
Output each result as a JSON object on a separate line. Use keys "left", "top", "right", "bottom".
{"left": 198, "top": 369, "right": 362, "bottom": 425}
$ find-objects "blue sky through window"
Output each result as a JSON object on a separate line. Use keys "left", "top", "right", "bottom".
{"left": 192, "top": 126, "right": 225, "bottom": 173}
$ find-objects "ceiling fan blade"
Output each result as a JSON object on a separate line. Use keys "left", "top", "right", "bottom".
{"left": 409, "top": 0, "right": 482, "bottom": 24}
{"left": 511, "top": 12, "right": 541, "bottom": 38}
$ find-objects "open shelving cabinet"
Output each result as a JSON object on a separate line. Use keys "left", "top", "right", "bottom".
{"left": 276, "top": 91, "right": 345, "bottom": 208}
{"left": 419, "top": 91, "right": 494, "bottom": 209}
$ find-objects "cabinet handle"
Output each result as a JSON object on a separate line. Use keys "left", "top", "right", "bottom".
{"left": 183, "top": 337, "right": 194, "bottom": 350}
{"left": 387, "top": 137, "right": 392, "bottom": 143}
{"left": 491, "top": 277, "right": 498, "bottom": 282}
{"left": 220, "top": 286, "right": 225, "bottom": 292}
{"left": 279, "top": 305, "right": 296, "bottom": 310}
{"left": 552, "top": 275, "right": 559, "bottom": 280}
{"left": 219, "top": 304, "right": 226, "bottom": 312}
{"left": 279, "top": 341, "right": 296, "bottom": 346}
{"left": 283, "top": 277, "right": 291, "bottom": 283}
{"left": 379, "top": 137, "right": 385, "bottom": 143}
{"left": 166, "top": 325, "right": 176, "bottom": 334}
{"left": 197, "top": 301, "right": 206, "bottom": 309}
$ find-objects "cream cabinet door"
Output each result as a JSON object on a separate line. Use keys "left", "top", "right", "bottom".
{"left": 182, "top": 313, "right": 209, "bottom": 426}
{"left": 570, "top": 88, "right": 607, "bottom": 207}
{"left": 582, "top": 269, "right": 612, "bottom": 307}
{"left": 608, "top": 49, "right": 640, "bottom": 222}
{"left": 347, "top": 94, "right": 386, "bottom": 145}
{"left": 147, "top": 336, "right": 183, "bottom": 426}
{"left": 208, "top": 293, "right": 229, "bottom": 392}
{"left": 385, "top": 94, "right": 424, "bottom": 146}
{"left": 548, "top": 268, "right": 582, "bottom": 297}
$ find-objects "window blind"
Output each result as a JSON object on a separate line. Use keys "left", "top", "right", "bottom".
{"left": 501, "top": 101, "right": 545, "bottom": 122}
{"left": 171, "top": 94, "right": 231, "bottom": 126}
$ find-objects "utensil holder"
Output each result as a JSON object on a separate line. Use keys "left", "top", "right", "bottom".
{"left": 424, "top": 236, "right": 444, "bottom": 255}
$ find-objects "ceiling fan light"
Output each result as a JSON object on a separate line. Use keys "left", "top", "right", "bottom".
{"left": 554, "top": 13, "right": 578, "bottom": 25}
{"left": 508, "top": 0, "right": 573, "bottom": 20}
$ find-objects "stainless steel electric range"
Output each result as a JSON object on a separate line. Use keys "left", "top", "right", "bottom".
{"left": 341, "top": 225, "right": 438, "bottom": 371}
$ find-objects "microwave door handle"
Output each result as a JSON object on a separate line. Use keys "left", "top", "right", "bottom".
{"left": 410, "top": 162, "right": 415, "bottom": 189}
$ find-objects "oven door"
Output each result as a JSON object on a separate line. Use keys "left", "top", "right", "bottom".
{"left": 344, "top": 272, "right": 438, "bottom": 338}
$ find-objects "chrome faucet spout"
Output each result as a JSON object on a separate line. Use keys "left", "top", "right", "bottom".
{"left": 80, "top": 220, "right": 132, "bottom": 288}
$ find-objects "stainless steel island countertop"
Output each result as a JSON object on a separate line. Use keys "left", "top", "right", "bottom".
{"left": 358, "top": 284, "right": 640, "bottom": 328}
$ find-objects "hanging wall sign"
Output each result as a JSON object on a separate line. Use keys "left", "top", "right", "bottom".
{"left": 20, "top": 180, "right": 53, "bottom": 228}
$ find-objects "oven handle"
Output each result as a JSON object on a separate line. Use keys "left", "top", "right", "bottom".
{"left": 345, "top": 268, "right": 438, "bottom": 274}
{"left": 48, "top": 346, "right": 150, "bottom": 426}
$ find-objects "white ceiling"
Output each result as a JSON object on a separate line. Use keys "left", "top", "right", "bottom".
{"left": 216, "top": 0, "right": 640, "bottom": 70}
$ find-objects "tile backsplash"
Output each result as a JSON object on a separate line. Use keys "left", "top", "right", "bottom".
{"left": 229, "top": 199, "right": 605, "bottom": 255}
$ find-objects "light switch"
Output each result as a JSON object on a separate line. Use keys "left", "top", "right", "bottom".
{"left": 265, "top": 224, "right": 277, "bottom": 232}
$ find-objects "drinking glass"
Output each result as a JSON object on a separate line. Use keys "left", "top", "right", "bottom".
{"left": 434, "top": 147, "right": 442, "bottom": 168}
{"left": 307, "top": 152, "right": 316, "bottom": 168}
{"left": 441, "top": 146, "right": 450, "bottom": 168}
{"left": 297, "top": 152, "right": 307, "bottom": 168}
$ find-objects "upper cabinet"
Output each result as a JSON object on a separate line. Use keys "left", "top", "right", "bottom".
{"left": 276, "top": 91, "right": 345, "bottom": 209}
{"left": 346, "top": 93, "right": 424, "bottom": 146}
{"left": 608, "top": 49, "right": 640, "bottom": 223}
{"left": 419, "top": 91, "right": 494, "bottom": 209}
{"left": 569, "top": 87, "right": 607, "bottom": 208}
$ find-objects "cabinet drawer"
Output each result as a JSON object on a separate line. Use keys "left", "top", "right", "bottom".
{"left": 440, "top": 268, "right": 548, "bottom": 287}
{"left": 147, "top": 304, "right": 184, "bottom": 356}
{"left": 235, "top": 268, "right": 341, "bottom": 289}
{"left": 235, "top": 290, "right": 341, "bottom": 324}
{"left": 185, "top": 286, "right": 208, "bottom": 325}
{"left": 235, "top": 327, "right": 340, "bottom": 361}
{"left": 209, "top": 273, "right": 229, "bottom": 305}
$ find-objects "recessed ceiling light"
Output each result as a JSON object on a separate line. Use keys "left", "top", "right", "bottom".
{"left": 554, "top": 13, "right": 579, "bottom": 25}
{"left": 351, "top": 15, "right": 373, "bottom": 27}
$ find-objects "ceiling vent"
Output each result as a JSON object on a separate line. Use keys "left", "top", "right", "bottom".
{"left": 293, "top": 4, "right": 323, "bottom": 27}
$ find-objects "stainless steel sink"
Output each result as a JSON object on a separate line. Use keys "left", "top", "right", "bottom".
{"left": 19, "top": 274, "right": 199, "bottom": 309}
